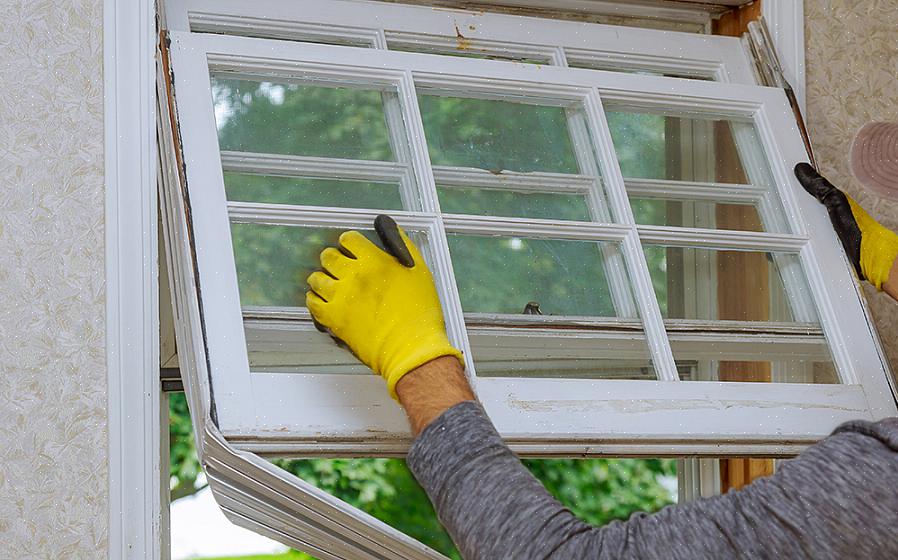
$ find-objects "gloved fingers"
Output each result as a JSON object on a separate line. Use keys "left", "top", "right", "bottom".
{"left": 306, "top": 296, "right": 354, "bottom": 351}
{"left": 794, "top": 163, "right": 841, "bottom": 205}
{"left": 398, "top": 225, "right": 428, "bottom": 270}
{"left": 374, "top": 215, "right": 415, "bottom": 268}
{"left": 339, "top": 230, "right": 381, "bottom": 261}
{"left": 307, "top": 271, "right": 338, "bottom": 301}
{"left": 305, "top": 290, "right": 329, "bottom": 322}
{"left": 311, "top": 316, "right": 329, "bottom": 334}
{"left": 320, "top": 246, "right": 353, "bottom": 278}
{"left": 794, "top": 163, "right": 863, "bottom": 277}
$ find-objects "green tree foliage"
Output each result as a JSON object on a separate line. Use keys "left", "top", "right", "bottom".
{"left": 169, "top": 393, "right": 205, "bottom": 501}
{"left": 168, "top": 78, "right": 681, "bottom": 559}
{"left": 170, "top": 404, "right": 675, "bottom": 559}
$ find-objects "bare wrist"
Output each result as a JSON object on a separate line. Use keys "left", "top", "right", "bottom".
{"left": 395, "top": 355, "right": 475, "bottom": 435}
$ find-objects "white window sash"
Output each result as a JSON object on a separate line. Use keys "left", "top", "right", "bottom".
{"left": 165, "top": 0, "right": 755, "bottom": 82}
{"left": 165, "top": 31, "right": 897, "bottom": 460}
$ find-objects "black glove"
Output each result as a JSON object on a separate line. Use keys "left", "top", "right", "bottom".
{"left": 795, "top": 163, "right": 898, "bottom": 290}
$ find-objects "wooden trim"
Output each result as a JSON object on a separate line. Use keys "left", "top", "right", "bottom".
{"left": 712, "top": 1, "right": 761, "bottom": 37}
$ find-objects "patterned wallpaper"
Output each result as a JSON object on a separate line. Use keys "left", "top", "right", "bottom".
{"left": 804, "top": 0, "right": 898, "bottom": 373}
{"left": 0, "top": 0, "right": 107, "bottom": 557}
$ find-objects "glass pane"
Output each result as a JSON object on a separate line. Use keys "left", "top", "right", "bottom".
{"left": 224, "top": 172, "right": 404, "bottom": 210}
{"left": 438, "top": 186, "right": 591, "bottom": 221}
{"left": 389, "top": 42, "right": 551, "bottom": 64}
{"left": 630, "top": 198, "right": 764, "bottom": 232}
{"left": 642, "top": 246, "right": 817, "bottom": 323}
{"left": 212, "top": 77, "right": 396, "bottom": 161}
{"left": 419, "top": 94, "right": 579, "bottom": 173}
{"left": 671, "top": 338, "right": 838, "bottom": 384}
{"left": 245, "top": 322, "right": 372, "bottom": 374}
{"left": 448, "top": 234, "right": 629, "bottom": 318}
{"left": 231, "top": 224, "right": 383, "bottom": 308}
{"left": 567, "top": 60, "right": 714, "bottom": 80}
{"left": 469, "top": 331, "right": 655, "bottom": 380}
{"left": 607, "top": 110, "right": 766, "bottom": 183}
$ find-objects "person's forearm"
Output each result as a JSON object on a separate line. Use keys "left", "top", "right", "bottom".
{"left": 395, "top": 355, "right": 474, "bottom": 435}
{"left": 883, "top": 257, "right": 898, "bottom": 300}
{"left": 406, "top": 400, "right": 898, "bottom": 559}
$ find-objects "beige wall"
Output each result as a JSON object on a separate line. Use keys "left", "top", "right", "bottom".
{"left": 0, "top": 0, "right": 107, "bottom": 557}
{"left": 805, "top": 0, "right": 898, "bottom": 373}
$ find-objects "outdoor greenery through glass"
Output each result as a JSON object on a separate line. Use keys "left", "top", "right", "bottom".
{"left": 448, "top": 235, "right": 621, "bottom": 317}
{"left": 418, "top": 94, "right": 579, "bottom": 174}
{"left": 225, "top": 172, "right": 404, "bottom": 211}
{"left": 630, "top": 198, "right": 765, "bottom": 232}
{"left": 213, "top": 77, "right": 396, "bottom": 161}
{"left": 169, "top": 394, "right": 677, "bottom": 559}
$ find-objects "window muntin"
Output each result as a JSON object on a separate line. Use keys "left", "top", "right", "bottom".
{"left": 223, "top": 79, "right": 655, "bottom": 378}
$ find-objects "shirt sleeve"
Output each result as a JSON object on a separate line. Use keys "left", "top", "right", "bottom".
{"left": 406, "top": 401, "right": 898, "bottom": 560}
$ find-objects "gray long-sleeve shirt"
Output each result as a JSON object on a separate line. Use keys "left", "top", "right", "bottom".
{"left": 406, "top": 401, "right": 898, "bottom": 559}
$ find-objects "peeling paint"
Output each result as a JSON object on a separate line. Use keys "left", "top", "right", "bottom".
{"left": 454, "top": 24, "right": 472, "bottom": 51}
{"left": 506, "top": 395, "right": 862, "bottom": 415}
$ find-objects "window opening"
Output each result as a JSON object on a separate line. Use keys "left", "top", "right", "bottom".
{"left": 158, "top": 2, "right": 896, "bottom": 556}
{"left": 166, "top": 391, "right": 679, "bottom": 560}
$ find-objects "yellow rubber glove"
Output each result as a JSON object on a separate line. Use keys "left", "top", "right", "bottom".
{"left": 848, "top": 197, "right": 898, "bottom": 290}
{"left": 795, "top": 163, "right": 898, "bottom": 290}
{"left": 306, "top": 215, "right": 463, "bottom": 399}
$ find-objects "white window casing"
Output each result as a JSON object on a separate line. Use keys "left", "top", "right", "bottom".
{"left": 156, "top": 1, "right": 895, "bottom": 557}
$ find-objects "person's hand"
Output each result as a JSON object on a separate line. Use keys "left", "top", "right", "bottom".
{"left": 306, "top": 215, "right": 463, "bottom": 399}
{"left": 795, "top": 163, "right": 898, "bottom": 291}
